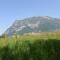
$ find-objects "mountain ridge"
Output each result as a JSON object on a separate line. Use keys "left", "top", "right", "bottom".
{"left": 5, "top": 16, "right": 60, "bottom": 36}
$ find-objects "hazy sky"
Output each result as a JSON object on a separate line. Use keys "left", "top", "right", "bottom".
{"left": 0, "top": 0, "right": 60, "bottom": 35}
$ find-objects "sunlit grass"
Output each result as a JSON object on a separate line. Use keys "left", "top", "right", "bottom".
{"left": 0, "top": 32, "right": 60, "bottom": 60}
{"left": 0, "top": 32, "right": 60, "bottom": 48}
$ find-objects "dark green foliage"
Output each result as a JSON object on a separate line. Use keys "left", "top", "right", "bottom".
{"left": 0, "top": 39, "right": 60, "bottom": 60}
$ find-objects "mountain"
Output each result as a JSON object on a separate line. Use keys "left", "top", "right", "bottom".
{"left": 5, "top": 16, "right": 60, "bottom": 36}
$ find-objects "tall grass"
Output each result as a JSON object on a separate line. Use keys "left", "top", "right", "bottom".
{"left": 0, "top": 32, "right": 60, "bottom": 60}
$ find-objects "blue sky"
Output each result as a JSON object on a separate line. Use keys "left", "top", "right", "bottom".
{"left": 0, "top": 0, "right": 60, "bottom": 35}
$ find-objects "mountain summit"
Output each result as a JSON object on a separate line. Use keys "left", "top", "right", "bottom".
{"left": 5, "top": 16, "right": 60, "bottom": 36}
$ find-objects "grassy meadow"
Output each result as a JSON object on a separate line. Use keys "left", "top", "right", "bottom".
{"left": 0, "top": 32, "right": 60, "bottom": 60}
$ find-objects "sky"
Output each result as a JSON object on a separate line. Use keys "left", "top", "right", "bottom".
{"left": 0, "top": 0, "right": 60, "bottom": 35}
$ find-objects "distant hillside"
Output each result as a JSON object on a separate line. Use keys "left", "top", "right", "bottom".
{"left": 5, "top": 16, "right": 60, "bottom": 36}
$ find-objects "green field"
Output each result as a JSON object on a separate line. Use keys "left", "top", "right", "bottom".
{"left": 0, "top": 32, "right": 60, "bottom": 60}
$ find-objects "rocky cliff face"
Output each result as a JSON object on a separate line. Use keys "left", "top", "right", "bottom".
{"left": 5, "top": 16, "right": 60, "bottom": 36}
